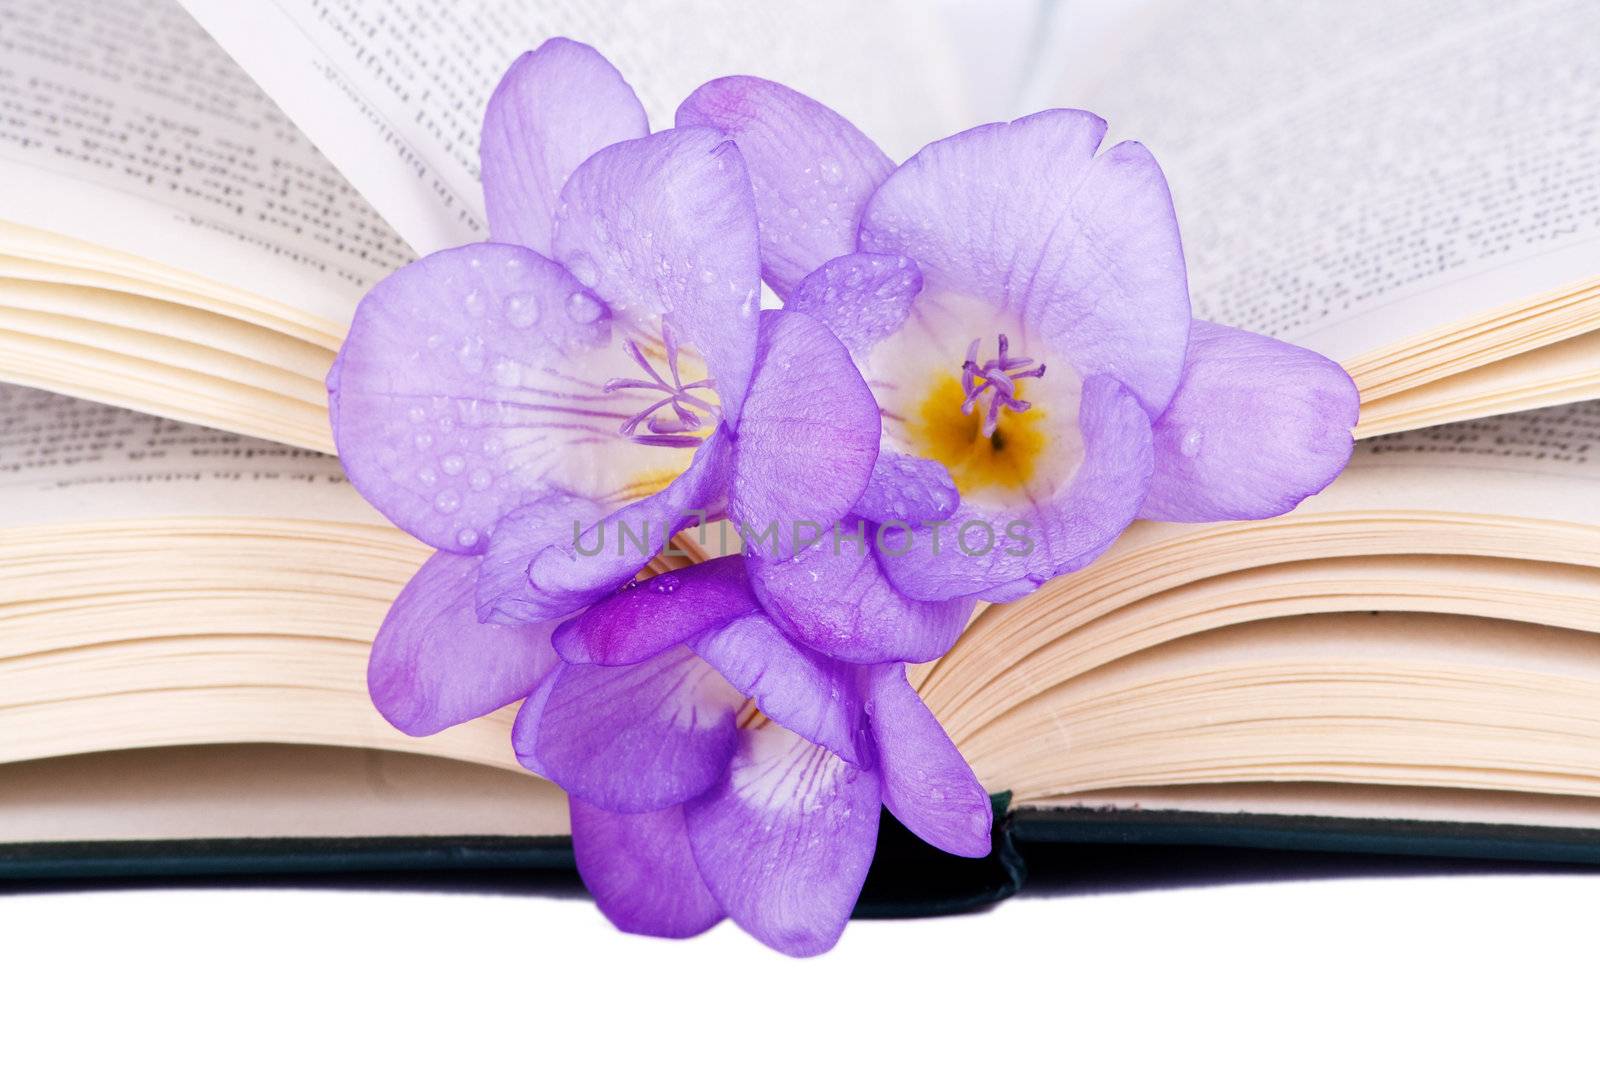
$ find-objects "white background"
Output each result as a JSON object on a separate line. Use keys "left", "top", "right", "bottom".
{"left": 5, "top": 875, "right": 1597, "bottom": 1063}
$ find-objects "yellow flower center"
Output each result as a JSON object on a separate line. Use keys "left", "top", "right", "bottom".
{"left": 909, "top": 373, "right": 1047, "bottom": 496}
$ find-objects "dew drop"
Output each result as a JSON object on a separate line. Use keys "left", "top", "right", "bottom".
{"left": 441, "top": 454, "right": 465, "bottom": 476}
{"left": 463, "top": 289, "right": 487, "bottom": 317}
{"left": 456, "top": 335, "right": 485, "bottom": 371}
{"left": 433, "top": 488, "right": 462, "bottom": 514}
{"left": 468, "top": 469, "right": 492, "bottom": 491}
{"left": 407, "top": 406, "right": 427, "bottom": 424}
{"left": 503, "top": 293, "right": 540, "bottom": 328}
{"left": 699, "top": 267, "right": 717, "bottom": 284}
{"left": 417, "top": 466, "right": 438, "bottom": 487}
{"left": 455, "top": 528, "right": 480, "bottom": 549}
{"left": 413, "top": 432, "right": 434, "bottom": 450}
{"left": 1179, "top": 428, "right": 1204, "bottom": 458}
{"left": 566, "top": 252, "right": 599, "bottom": 287}
{"left": 565, "top": 291, "right": 603, "bottom": 324}
{"left": 651, "top": 574, "right": 680, "bottom": 594}
{"left": 818, "top": 158, "right": 843, "bottom": 185}
{"left": 492, "top": 359, "right": 521, "bottom": 387}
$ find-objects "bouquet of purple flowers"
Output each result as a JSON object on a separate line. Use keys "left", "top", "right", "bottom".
{"left": 326, "top": 39, "right": 1358, "bottom": 956}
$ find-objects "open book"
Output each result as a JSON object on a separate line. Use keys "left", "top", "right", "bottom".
{"left": 5, "top": 0, "right": 1600, "bottom": 888}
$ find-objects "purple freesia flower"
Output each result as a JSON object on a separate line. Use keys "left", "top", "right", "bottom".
{"left": 328, "top": 40, "right": 882, "bottom": 640}
{"left": 522, "top": 556, "right": 992, "bottom": 956}
{"left": 336, "top": 39, "right": 1368, "bottom": 959}
{"left": 678, "top": 79, "right": 1361, "bottom": 605}
{"left": 365, "top": 547, "right": 990, "bottom": 955}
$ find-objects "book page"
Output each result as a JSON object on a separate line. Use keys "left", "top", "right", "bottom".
{"left": 1245, "top": 399, "right": 1600, "bottom": 531}
{"left": 1028, "top": 0, "right": 1600, "bottom": 364}
{"left": 1357, "top": 398, "right": 1600, "bottom": 481}
{"left": 183, "top": 0, "right": 981, "bottom": 255}
{"left": 1040, "top": 782, "right": 1600, "bottom": 833}
{"left": 0, "top": 0, "right": 412, "bottom": 324}
{"left": 0, "top": 384, "right": 377, "bottom": 526}
{"left": 0, "top": 744, "right": 569, "bottom": 842}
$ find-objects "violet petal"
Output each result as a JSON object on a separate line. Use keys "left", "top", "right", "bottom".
{"left": 480, "top": 39, "right": 648, "bottom": 255}
{"left": 863, "top": 663, "right": 991, "bottom": 857}
{"left": 676, "top": 76, "right": 893, "bottom": 297}
{"left": 526, "top": 427, "right": 734, "bottom": 609}
{"left": 552, "top": 127, "right": 761, "bottom": 423}
{"left": 730, "top": 310, "right": 880, "bottom": 560}
{"left": 748, "top": 527, "right": 971, "bottom": 664}
{"left": 552, "top": 555, "right": 760, "bottom": 665}
{"left": 1140, "top": 320, "right": 1360, "bottom": 522}
{"left": 859, "top": 110, "right": 1190, "bottom": 416}
{"left": 368, "top": 550, "right": 559, "bottom": 736}
{"left": 691, "top": 613, "right": 865, "bottom": 765}
{"left": 476, "top": 491, "right": 609, "bottom": 624}
{"left": 328, "top": 243, "right": 618, "bottom": 553}
{"left": 684, "top": 725, "right": 880, "bottom": 957}
{"left": 516, "top": 647, "right": 740, "bottom": 813}
{"left": 788, "top": 252, "right": 923, "bottom": 366}
{"left": 571, "top": 798, "right": 725, "bottom": 939}
{"left": 853, "top": 450, "right": 959, "bottom": 526}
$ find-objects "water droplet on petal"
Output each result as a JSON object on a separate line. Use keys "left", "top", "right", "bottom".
{"left": 566, "top": 252, "right": 598, "bottom": 287}
{"left": 1179, "top": 428, "right": 1203, "bottom": 458}
{"left": 468, "top": 469, "right": 492, "bottom": 491}
{"left": 407, "top": 406, "right": 427, "bottom": 424}
{"left": 652, "top": 574, "right": 680, "bottom": 594}
{"left": 566, "top": 291, "right": 603, "bottom": 324}
{"left": 463, "top": 289, "right": 486, "bottom": 317}
{"left": 492, "top": 360, "right": 521, "bottom": 387}
{"left": 413, "top": 432, "right": 434, "bottom": 450}
{"left": 455, "top": 528, "right": 480, "bottom": 549}
{"left": 456, "top": 336, "right": 484, "bottom": 371}
{"left": 441, "top": 454, "right": 465, "bottom": 476}
{"left": 819, "top": 158, "right": 843, "bottom": 185}
{"left": 503, "top": 293, "right": 540, "bottom": 328}
{"left": 417, "top": 467, "right": 438, "bottom": 487}
{"left": 433, "top": 489, "right": 461, "bottom": 514}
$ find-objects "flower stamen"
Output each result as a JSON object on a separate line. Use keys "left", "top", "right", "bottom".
{"left": 959, "top": 333, "right": 1045, "bottom": 437}
{"left": 603, "top": 324, "right": 719, "bottom": 448}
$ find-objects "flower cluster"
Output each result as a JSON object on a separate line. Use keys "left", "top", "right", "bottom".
{"left": 328, "top": 39, "right": 1359, "bottom": 955}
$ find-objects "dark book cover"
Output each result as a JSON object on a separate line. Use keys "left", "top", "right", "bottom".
{"left": 8, "top": 795, "right": 1600, "bottom": 914}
